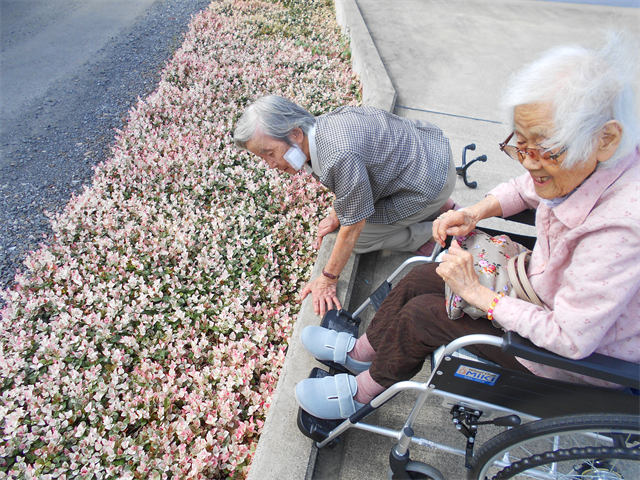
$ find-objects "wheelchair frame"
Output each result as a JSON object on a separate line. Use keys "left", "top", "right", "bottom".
{"left": 297, "top": 223, "right": 640, "bottom": 479}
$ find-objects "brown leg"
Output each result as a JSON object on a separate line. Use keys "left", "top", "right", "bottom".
{"left": 366, "top": 264, "right": 530, "bottom": 387}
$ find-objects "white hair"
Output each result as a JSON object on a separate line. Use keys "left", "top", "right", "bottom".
{"left": 233, "top": 95, "right": 316, "bottom": 150}
{"left": 500, "top": 32, "right": 639, "bottom": 170}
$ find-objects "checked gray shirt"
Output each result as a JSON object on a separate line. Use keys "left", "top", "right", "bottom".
{"left": 314, "top": 106, "right": 451, "bottom": 225}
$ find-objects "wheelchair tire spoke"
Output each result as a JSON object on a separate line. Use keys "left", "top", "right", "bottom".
{"left": 468, "top": 414, "right": 639, "bottom": 480}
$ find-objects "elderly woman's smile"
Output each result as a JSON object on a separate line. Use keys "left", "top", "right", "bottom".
{"left": 513, "top": 102, "right": 600, "bottom": 200}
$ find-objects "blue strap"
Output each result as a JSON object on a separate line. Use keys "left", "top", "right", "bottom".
{"left": 334, "top": 374, "right": 357, "bottom": 418}
{"left": 333, "top": 332, "right": 353, "bottom": 364}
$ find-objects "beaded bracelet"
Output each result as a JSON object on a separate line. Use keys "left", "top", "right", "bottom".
{"left": 487, "top": 293, "right": 505, "bottom": 321}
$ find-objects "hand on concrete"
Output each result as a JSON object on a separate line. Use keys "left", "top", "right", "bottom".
{"left": 300, "top": 275, "right": 341, "bottom": 317}
{"left": 314, "top": 211, "right": 340, "bottom": 249}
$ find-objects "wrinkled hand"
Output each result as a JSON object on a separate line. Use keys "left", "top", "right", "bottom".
{"left": 436, "top": 240, "right": 493, "bottom": 310}
{"left": 300, "top": 275, "right": 341, "bottom": 316}
{"left": 432, "top": 209, "right": 477, "bottom": 247}
{"left": 314, "top": 212, "right": 340, "bottom": 249}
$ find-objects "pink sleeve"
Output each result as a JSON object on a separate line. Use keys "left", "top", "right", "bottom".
{"left": 494, "top": 223, "right": 640, "bottom": 359}
{"left": 488, "top": 173, "right": 541, "bottom": 218}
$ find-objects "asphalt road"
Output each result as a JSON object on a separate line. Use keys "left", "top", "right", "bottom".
{"left": 0, "top": 0, "right": 212, "bottom": 294}
{"left": 1, "top": 0, "right": 158, "bottom": 127}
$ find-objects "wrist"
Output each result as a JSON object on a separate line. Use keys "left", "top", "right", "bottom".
{"left": 466, "top": 282, "right": 496, "bottom": 311}
{"left": 322, "top": 267, "right": 340, "bottom": 281}
{"left": 465, "top": 206, "right": 482, "bottom": 228}
{"left": 318, "top": 275, "right": 338, "bottom": 287}
{"left": 487, "top": 292, "right": 506, "bottom": 324}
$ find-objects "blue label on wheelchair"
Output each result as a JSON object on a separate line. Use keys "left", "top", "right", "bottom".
{"left": 454, "top": 365, "right": 500, "bottom": 386}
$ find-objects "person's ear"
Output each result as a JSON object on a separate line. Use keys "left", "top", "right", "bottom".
{"left": 289, "top": 127, "right": 305, "bottom": 145}
{"left": 596, "top": 120, "right": 623, "bottom": 163}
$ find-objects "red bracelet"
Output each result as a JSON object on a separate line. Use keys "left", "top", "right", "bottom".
{"left": 322, "top": 268, "right": 340, "bottom": 280}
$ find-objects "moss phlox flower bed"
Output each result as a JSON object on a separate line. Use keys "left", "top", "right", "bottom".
{"left": 0, "top": 1, "right": 360, "bottom": 478}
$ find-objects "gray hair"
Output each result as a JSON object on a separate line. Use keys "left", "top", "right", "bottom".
{"left": 234, "top": 95, "right": 316, "bottom": 150}
{"left": 500, "top": 32, "right": 639, "bottom": 170}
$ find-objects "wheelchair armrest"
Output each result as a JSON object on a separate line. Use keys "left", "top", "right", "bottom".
{"left": 503, "top": 209, "right": 536, "bottom": 226}
{"left": 502, "top": 331, "right": 640, "bottom": 389}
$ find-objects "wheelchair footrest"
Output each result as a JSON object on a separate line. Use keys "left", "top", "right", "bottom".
{"left": 319, "top": 310, "right": 361, "bottom": 373}
{"left": 321, "top": 309, "right": 360, "bottom": 334}
{"left": 296, "top": 367, "right": 341, "bottom": 447}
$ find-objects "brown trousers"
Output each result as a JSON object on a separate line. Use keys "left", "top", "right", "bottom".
{"left": 366, "top": 263, "right": 530, "bottom": 388}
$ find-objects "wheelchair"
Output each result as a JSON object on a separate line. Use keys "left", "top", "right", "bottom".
{"left": 296, "top": 207, "right": 640, "bottom": 480}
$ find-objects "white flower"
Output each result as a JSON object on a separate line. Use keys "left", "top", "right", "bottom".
{"left": 0, "top": 0, "right": 359, "bottom": 477}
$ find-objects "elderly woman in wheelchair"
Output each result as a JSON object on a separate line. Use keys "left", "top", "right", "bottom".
{"left": 295, "top": 33, "right": 639, "bottom": 427}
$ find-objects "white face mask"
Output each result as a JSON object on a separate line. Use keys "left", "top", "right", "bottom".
{"left": 283, "top": 144, "right": 307, "bottom": 171}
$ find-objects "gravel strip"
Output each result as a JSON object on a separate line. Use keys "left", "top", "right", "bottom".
{"left": 0, "top": 0, "right": 213, "bottom": 295}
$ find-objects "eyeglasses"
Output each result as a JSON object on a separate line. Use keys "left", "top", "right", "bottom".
{"left": 499, "top": 132, "right": 566, "bottom": 165}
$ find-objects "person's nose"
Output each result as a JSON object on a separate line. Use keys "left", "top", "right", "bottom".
{"left": 521, "top": 151, "right": 542, "bottom": 171}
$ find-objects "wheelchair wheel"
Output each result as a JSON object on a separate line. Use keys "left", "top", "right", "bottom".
{"left": 469, "top": 413, "right": 639, "bottom": 480}
{"left": 387, "top": 461, "right": 445, "bottom": 480}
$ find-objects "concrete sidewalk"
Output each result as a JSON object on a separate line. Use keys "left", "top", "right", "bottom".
{"left": 248, "top": 1, "right": 639, "bottom": 479}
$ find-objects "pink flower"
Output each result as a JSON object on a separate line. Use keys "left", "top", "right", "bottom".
{"left": 0, "top": 0, "right": 360, "bottom": 478}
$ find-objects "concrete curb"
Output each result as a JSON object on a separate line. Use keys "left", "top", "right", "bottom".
{"left": 335, "top": 0, "right": 397, "bottom": 112}
{"left": 247, "top": 2, "right": 397, "bottom": 478}
{"left": 246, "top": 232, "right": 359, "bottom": 480}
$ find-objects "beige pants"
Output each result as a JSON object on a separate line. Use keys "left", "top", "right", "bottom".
{"left": 354, "top": 151, "right": 456, "bottom": 254}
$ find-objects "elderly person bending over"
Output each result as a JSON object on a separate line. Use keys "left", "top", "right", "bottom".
{"left": 234, "top": 97, "right": 458, "bottom": 317}
{"left": 296, "top": 35, "right": 640, "bottom": 420}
